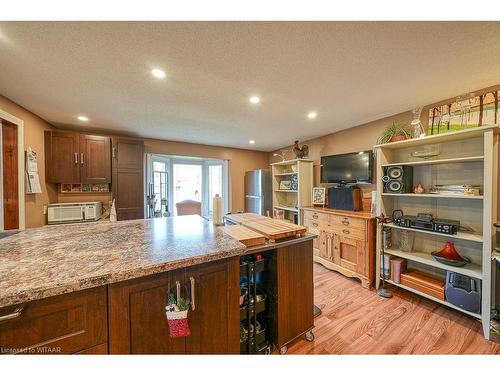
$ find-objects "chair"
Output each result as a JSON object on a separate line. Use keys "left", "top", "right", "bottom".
{"left": 176, "top": 199, "right": 202, "bottom": 216}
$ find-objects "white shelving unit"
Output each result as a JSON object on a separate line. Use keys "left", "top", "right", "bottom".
{"left": 271, "top": 159, "right": 313, "bottom": 225}
{"left": 374, "top": 125, "right": 499, "bottom": 339}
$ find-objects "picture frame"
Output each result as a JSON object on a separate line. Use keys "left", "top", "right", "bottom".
{"left": 312, "top": 187, "right": 326, "bottom": 206}
{"left": 279, "top": 180, "right": 292, "bottom": 190}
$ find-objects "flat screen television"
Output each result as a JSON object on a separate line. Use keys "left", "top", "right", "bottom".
{"left": 320, "top": 151, "right": 373, "bottom": 184}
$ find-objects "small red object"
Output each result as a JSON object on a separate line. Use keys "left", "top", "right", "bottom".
{"left": 434, "top": 242, "right": 466, "bottom": 262}
{"left": 166, "top": 309, "right": 191, "bottom": 338}
{"left": 255, "top": 254, "right": 263, "bottom": 261}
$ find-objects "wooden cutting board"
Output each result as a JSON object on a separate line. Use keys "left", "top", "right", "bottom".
{"left": 242, "top": 219, "right": 307, "bottom": 242}
{"left": 221, "top": 225, "right": 267, "bottom": 247}
{"left": 224, "top": 213, "right": 269, "bottom": 225}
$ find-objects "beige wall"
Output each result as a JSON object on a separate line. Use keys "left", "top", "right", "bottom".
{"left": 269, "top": 111, "right": 416, "bottom": 193}
{"left": 144, "top": 138, "right": 270, "bottom": 212}
{"left": 0, "top": 95, "right": 57, "bottom": 228}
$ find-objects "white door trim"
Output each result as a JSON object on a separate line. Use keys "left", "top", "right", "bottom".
{"left": 0, "top": 108, "right": 25, "bottom": 230}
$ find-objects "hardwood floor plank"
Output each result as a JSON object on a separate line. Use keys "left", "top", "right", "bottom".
{"left": 287, "top": 263, "right": 499, "bottom": 354}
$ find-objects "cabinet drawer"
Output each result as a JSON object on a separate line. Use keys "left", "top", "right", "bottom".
{"left": 0, "top": 287, "right": 107, "bottom": 354}
{"left": 303, "top": 219, "right": 327, "bottom": 231}
{"left": 303, "top": 210, "right": 330, "bottom": 223}
{"left": 330, "top": 224, "right": 365, "bottom": 240}
{"left": 330, "top": 215, "right": 365, "bottom": 230}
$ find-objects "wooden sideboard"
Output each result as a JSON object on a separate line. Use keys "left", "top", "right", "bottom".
{"left": 301, "top": 207, "right": 376, "bottom": 289}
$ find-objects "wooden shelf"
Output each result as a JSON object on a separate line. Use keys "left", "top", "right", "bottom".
{"left": 384, "top": 279, "right": 481, "bottom": 319}
{"left": 373, "top": 125, "right": 498, "bottom": 150}
{"left": 382, "top": 193, "right": 483, "bottom": 200}
{"left": 274, "top": 190, "right": 297, "bottom": 193}
{"left": 271, "top": 158, "right": 313, "bottom": 166}
{"left": 385, "top": 248, "right": 482, "bottom": 279}
{"left": 274, "top": 172, "right": 297, "bottom": 176}
{"left": 383, "top": 223, "right": 483, "bottom": 243}
{"left": 382, "top": 155, "right": 484, "bottom": 167}
{"left": 274, "top": 205, "right": 299, "bottom": 213}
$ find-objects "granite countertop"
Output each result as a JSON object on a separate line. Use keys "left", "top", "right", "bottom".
{"left": 0, "top": 215, "right": 250, "bottom": 308}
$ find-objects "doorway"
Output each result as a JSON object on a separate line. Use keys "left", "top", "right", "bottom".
{"left": 145, "top": 154, "right": 228, "bottom": 218}
{"left": 1, "top": 118, "right": 21, "bottom": 230}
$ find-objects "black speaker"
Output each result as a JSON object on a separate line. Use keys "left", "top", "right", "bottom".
{"left": 382, "top": 165, "right": 413, "bottom": 193}
{"left": 328, "top": 185, "right": 362, "bottom": 211}
{"left": 445, "top": 272, "right": 481, "bottom": 313}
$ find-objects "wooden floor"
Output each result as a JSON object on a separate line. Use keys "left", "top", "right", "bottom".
{"left": 287, "top": 263, "right": 500, "bottom": 354}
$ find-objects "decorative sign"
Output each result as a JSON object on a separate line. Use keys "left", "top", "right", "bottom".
{"left": 428, "top": 90, "right": 499, "bottom": 135}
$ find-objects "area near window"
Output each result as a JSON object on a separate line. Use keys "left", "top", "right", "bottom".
{"left": 145, "top": 154, "right": 229, "bottom": 219}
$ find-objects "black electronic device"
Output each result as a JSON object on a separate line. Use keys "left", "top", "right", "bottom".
{"left": 445, "top": 272, "right": 481, "bottom": 314}
{"left": 320, "top": 151, "right": 373, "bottom": 184}
{"left": 393, "top": 212, "right": 460, "bottom": 235}
{"left": 382, "top": 165, "right": 413, "bottom": 193}
{"left": 328, "top": 185, "right": 362, "bottom": 211}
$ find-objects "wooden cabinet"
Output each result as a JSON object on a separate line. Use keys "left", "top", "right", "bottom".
{"left": 45, "top": 131, "right": 111, "bottom": 184}
{"left": 108, "top": 257, "right": 239, "bottom": 354}
{"left": 0, "top": 287, "right": 107, "bottom": 354}
{"left": 45, "top": 131, "right": 80, "bottom": 183}
{"left": 303, "top": 207, "right": 375, "bottom": 289}
{"left": 79, "top": 135, "right": 111, "bottom": 184}
{"left": 267, "top": 241, "right": 314, "bottom": 352}
{"left": 111, "top": 138, "right": 144, "bottom": 221}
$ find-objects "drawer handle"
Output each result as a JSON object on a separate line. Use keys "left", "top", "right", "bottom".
{"left": 342, "top": 229, "right": 350, "bottom": 235}
{"left": 0, "top": 305, "right": 24, "bottom": 322}
{"left": 312, "top": 222, "right": 318, "bottom": 227}
{"left": 190, "top": 276, "right": 196, "bottom": 311}
{"left": 312, "top": 214, "right": 318, "bottom": 219}
{"left": 341, "top": 220, "right": 350, "bottom": 226}
{"left": 176, "top": 280, "right": 181, "bottom": 303}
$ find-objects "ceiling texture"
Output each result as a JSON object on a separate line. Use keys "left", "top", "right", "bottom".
{"left": 1, "top": 22, "right": 500, "bottom": 151}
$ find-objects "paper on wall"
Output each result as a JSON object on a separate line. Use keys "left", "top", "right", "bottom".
{"left": 25, "top": 147, "right": 42, "bottom": 194}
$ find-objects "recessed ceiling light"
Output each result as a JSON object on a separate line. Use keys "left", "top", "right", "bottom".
{"left": 151, "top": 68, "right": 166, "bottom": 79}
{"left": 307, "top": 112, "right": 317, "bottom": 119}
{"left": 249, "top": 96, "right": 260, "bottom": 104}
{"left": 77, "top": 116, "right": 89, "bottom": 122}
{"left": 249, "top": 140, "right": 256, "bottom": 144}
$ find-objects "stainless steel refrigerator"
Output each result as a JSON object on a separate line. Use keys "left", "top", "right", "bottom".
{"left": 244, "top": 170, "right": 272, "bottom": 216}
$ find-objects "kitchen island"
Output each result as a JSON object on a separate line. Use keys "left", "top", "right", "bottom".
{"left": 0, "top": 215, "right": 314, "bottom": 354}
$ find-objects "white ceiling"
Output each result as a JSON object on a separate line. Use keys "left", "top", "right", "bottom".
{"left": 1, "top": 22, "right": 500, "bottom": 151}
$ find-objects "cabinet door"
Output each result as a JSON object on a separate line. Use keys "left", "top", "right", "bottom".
{"left": 111, "top": 138, "right": 144, "bottom": 220}
{"left": 44, "top": 131, "right": 80, "bottom": 183}
{"left": 112, "top": 138, "right": 143, "bottom": 170}
{"left": 0, "top": 287, "right": 107, "bottom": 354}
{"left": 333, "top": 234, "right": 365, "bottom": 273}
{"left": 108, "top": 269, "right": 187, "bottom": 354}
{"left": 80, "top": 135, "right": 111, "bottom": 184}
{"left": 275, "top": 241, "right": 314, "bottom": 347}
{"left": 185, "top": 258, "right": 239, "bottom": 354}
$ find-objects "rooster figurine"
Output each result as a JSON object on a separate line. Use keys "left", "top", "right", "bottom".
{"left": 293, "top": 140, "right": 309, "bottom": 159}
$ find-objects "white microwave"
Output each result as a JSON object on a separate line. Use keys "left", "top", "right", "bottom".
{"left": 47, "top": 202, "right": 103, "bottom": 224}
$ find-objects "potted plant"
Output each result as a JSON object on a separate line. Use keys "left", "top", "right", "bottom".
{"left": 377, "top": 122, "right": 411, "bottom": 144}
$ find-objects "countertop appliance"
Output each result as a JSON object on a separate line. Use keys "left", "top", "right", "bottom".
{"left": 47, "top": 202, "right": 103, "bottom": 224}
{"left": 244, "top": 170, "right": 272, "bottom": 216}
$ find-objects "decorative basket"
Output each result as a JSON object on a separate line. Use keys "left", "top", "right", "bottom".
{"left": 165, "top": 307, "right": 191, "bottom": 338}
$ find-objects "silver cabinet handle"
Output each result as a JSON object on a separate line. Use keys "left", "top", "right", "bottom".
{"left": 74, "top": 152, "right": 78, "bottom": 164}
{"left": 176, "top": 280, "right": 181, "bottom": 303}
{"left": 0, "top": 306, "right": 24, "bottom": 322}
{"left": 341, "top": 219, "right": 350, "bottom": 226}
{"left": 343, "top": 229, "right": 350, "bottom": 235}
{"left": 190, "top": 276, "right": 196, "bottom": 311}
{"left": 81, "top": 153, "right": 84, "bottom": 165}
